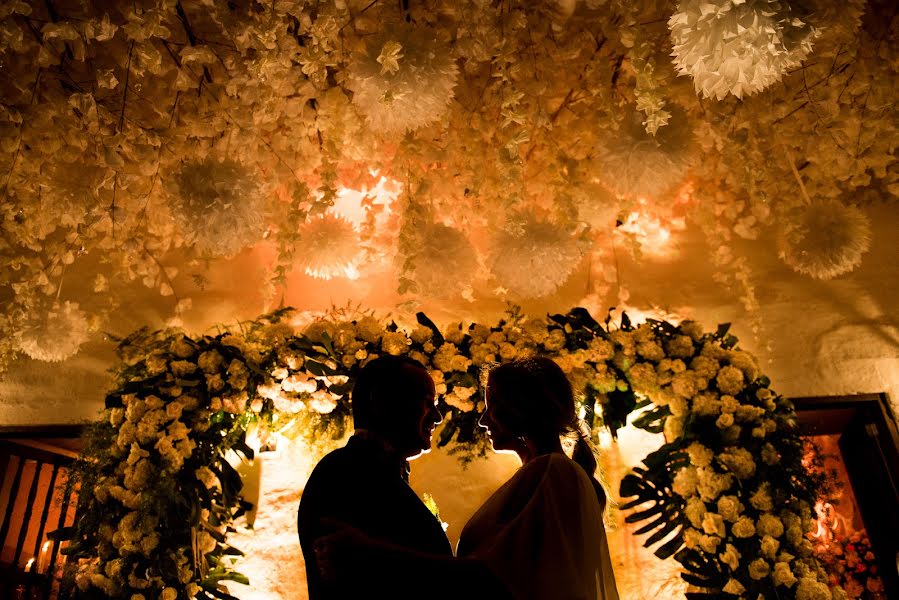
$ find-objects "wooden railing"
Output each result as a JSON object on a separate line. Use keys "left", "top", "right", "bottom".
{"left": 0, "top": 427, "right": 82, "bottom": 600}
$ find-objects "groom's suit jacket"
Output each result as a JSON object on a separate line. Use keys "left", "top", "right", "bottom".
{"left": 298, "top": 434, "right": 453, "bottom": 599}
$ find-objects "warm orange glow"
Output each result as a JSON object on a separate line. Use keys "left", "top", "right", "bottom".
{"left": 616, "top": 197, "right": 686, "bottom": 257}
{"left": 304, "top": 263, "right": 361, "bottom": 281}
{"left": 332, "top": 172, "right": 401, "bottom": 228}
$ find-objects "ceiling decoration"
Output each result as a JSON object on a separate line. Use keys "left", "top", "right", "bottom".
{"left": 0, "top": 0, "right": 896, "bottom": 371}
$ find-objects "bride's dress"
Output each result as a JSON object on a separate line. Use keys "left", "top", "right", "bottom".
{"left": 457, "top": 453, "right": 619, "bottom": 600}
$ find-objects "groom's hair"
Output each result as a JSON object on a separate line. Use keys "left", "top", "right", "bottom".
{"left": 352, "top": 355, "right": 429, "bottom": 428}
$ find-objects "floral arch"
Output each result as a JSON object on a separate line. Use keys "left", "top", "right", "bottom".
{"left": 62, "top": 306, "right": 843, "bottom": 600}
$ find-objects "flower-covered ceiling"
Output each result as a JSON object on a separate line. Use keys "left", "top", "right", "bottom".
{"left": 0, "top": 0, "right": 896, "bottom": 371}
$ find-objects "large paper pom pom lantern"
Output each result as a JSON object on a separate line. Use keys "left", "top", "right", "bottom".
{"left": 669, "top": 0, "right": 818, "bottom": 100}
{"left": 170, "top": 158, "right": 265, "bottom": 258}
{"left": 403, "top": 223, "right": 478, "bottom": 298}
{"left": 778, "top": 200, "right": 871, "bottom": 279}
{"left": 296, "top": 213, "right": 362, "bottom": 280}
{"left": 595, "top": 107, "right": 693, "bottom": 198}
{"left": 347, "top": 24, "right": 459, "bottom": 134}
{"left": 489, "top": 217, "right": 588, "bottom": 298}
{"left": 16, "top": 301, "right": 90, "bottom": 362}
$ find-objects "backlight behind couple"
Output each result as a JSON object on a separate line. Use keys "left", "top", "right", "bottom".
{"left": 297, "top": 354, "right": 620, "bottom": 599}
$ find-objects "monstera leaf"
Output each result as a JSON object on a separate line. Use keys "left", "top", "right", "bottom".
{"left": 675, "top": 547, "right": 733, "bottom": 599}
{"left": 619, "top": 443, "right": 689, "bottom": 560}
{"left": 630, "top": 402, "right": 671, "bottom": 434}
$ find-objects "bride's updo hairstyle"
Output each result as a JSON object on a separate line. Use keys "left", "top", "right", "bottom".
{"left": 486, "top": 357, "right": 599, "bottom": 481}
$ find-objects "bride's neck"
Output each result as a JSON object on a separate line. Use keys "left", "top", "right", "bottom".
{"left": 517, "top": 438, "right": 564, "bottom": 464}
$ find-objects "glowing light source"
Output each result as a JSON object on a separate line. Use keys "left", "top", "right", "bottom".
{"left": 615, "top": 195, "right": 688, "bottom": 257}
{"left": 331, "top": 173, "right": 400, "bottom": 228}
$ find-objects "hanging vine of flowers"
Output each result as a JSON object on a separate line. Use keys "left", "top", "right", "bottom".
{"left": 62, "top": 305, "right": 845, "bottom": 599}
{"left": 0, "top": 0, "right": 895, "bottom": 372}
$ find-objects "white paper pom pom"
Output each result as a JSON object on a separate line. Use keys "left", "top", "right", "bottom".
{"left": 170, "top": 158, "right": 265, "bottom": 258}
{"left": 16, "top": 301, "right": 90, "bottom": 362}
{"left": 489, "top": 217, "right": 588, "bottom": 298}
{"left": 402, "top": 223, "right": 478, "bottom": 298}
{"left": 594, "top": 107, "right": 693, "bottom": 198}
{"left": 669, "top": 0, "right": 818, "bottom": 100}
{"left": 778, "top": 200, "right": 871, "bottom": 279}
{"left": 347, "top": 24, "right": 459, "bottom": 134}
{"left": 296, "top": 213, "right": 362, "bottom": 280}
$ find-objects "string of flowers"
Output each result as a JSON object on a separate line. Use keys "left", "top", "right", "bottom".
{"left": 62, "top": 305, "right": 845, "bottom": 599}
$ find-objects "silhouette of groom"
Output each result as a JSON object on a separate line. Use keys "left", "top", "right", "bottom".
{"left": 297, "top": 355, "right": 450, "bottom": 599}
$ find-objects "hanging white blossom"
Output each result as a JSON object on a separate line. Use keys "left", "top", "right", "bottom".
{"left": 346, "top": 24, "right": 459, "bottom": 134}
{"left": 169, "top": 158, "right": 265, "bottom": 258}
{"left": 296, "top": 213, "right": 363, "bottom": 280}
{"left": 16, "top": 301, "right": 90, "bottom": 362}
{"left": 669, "top": 0, "right": 818, "bottom": 100}
{"left": 489, "top": 217, "right": 589, "bottom": 298}
{"left": 594, "top": 107, "right": 693, "bottom": 198}
{"left": 403, "top": 223, "right": 478, "bottom": 298}
{"left": 777, "top": 200, "right": 872, "bottom": 279}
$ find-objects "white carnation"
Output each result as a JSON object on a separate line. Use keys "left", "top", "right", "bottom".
{"left": 16, "top": 301, "right": 90, "bottom": 362}
{"left": 347, "top": 24, "right": 458, "bottom": 134}
{"left": 669, "top": 0, "right": 818, "bottom": 100}
{"left": 777, "top": 199, "right": 871, "bottom": 280}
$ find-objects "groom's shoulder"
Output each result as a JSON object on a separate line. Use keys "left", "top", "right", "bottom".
{"left": 307, "top": 444, "right": 357, "bottom": 478}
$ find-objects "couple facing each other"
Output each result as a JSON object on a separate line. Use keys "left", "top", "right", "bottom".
{"left": 297, "top": 354, "right": 620, "bottom": 600}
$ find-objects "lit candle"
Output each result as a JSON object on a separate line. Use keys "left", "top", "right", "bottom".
{"left": 25, "top": 557, "right": 35, "bottom": 572}
{"left": 38, "top": 540, "right": 52, "bottom": 573}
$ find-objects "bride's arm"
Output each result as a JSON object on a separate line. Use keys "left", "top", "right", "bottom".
{"left": 315, "top": 522, "right": 511, "bottom": 598}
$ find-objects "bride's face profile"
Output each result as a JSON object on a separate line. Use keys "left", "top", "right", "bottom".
{"left": 479, "top": 381, "right": 519, "bottom": 453}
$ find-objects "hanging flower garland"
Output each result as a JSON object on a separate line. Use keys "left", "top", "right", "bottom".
{"left": 63, "top": 306, "right": 845, "bottom": 600}
{"left": 777, "top": 199, "right": 872, "bottom": 280}
{"left": 668, "top": 0, "right": 818, "bottom": 100}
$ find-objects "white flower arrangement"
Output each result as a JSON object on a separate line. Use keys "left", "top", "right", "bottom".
{"left": 65, "top": 306, "right": 844, "bottom": 599}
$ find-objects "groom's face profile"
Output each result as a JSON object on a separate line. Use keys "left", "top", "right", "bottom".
{"left": 402, "top": 365, "right": 441, "bottom": 458}
{"left": 382, "top": 364, "right": 441, "bottom": 459}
